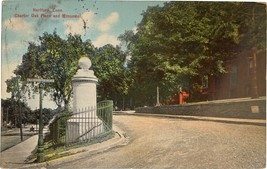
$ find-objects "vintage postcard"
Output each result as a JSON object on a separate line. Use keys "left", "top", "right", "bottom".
{"left": 1, "top": 0, "right": 266, "bottom": 168}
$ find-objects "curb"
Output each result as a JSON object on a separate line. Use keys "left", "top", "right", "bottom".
{"left": 20, "top": 125, "right": 128, "bottom": 168}
{"left": 113, "top": 112, "right": 266, "bottom": 126}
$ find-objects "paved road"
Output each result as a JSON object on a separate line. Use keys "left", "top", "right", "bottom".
{"left": 52, "top": 115, "right": 266, "bottom": 169}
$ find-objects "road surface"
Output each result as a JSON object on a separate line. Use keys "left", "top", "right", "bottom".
{"left": 52, "top": 115, "right": 265, "bottom": 168}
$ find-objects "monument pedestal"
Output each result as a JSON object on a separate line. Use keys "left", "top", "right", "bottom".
{"left": 66, "top": 57, "right": 103, "bottom": 144}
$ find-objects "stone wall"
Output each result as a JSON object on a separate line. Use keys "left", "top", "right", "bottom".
{"left": 135, "top": 98, "right": 266, "bottom": 119}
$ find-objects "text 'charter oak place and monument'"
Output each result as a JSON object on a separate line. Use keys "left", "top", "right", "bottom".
{"left": 14, "top": 8, "right": 81, "bottom": 18}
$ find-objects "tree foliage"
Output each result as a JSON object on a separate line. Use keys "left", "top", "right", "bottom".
{"left": 5, "top": 76, "right": 25, "bottom": 100}
{"left": 92, "top": 44, "right": 131, "bottom": 107}
{"left": 120, "top": 2, "right": 266, "bottom": 105}
{"left": 1, "top": 98, "right": 32, "bottom": 127}
{"left": 14, "top": 32, "right": 94, "bottom": 108}
{"left": 9, "top": 32, "right": 130, "bottom": 109}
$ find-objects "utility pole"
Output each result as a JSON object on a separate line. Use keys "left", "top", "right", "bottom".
{"left": 19, "top": 101, "right": 23, "bottom": 141}
{"left": 27, "top": 78, "right": 54, "bottom": 163}
{"left": 156, "top": 86, "right": 161, "bottom": 107}
{"left": 6, "top": 108, "right": 9, "bottom": 125}
{"left": 15, "top": 75, "right": 23, "bottom": 141}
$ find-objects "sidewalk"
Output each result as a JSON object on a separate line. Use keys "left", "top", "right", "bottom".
{"left": 0, "top": 125, "right": 127, "bottom": 169}
{"left": 0, "top": 125, "right": 43, "bottom": 168}
{"left": 113, "top": 111, "right": 266, "bottom": 126}
{"left": 0, "top": 134, "right": 38, "bottom": 168}
{"left": 1, "top": 125, "right": 38, "bottom": 152}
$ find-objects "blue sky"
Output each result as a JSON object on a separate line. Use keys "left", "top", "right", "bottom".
{"left": 1, "top": 0, "right": 165, "bottom": 109}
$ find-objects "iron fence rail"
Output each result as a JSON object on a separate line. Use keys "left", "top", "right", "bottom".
{"left": 46, "top": 100, "right": 113, "bottom": 148}
{"left": 97, "top": 100, "right": 113, "bottom": 129}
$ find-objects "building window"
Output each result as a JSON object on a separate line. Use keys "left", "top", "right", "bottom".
{"left": 202, "top": 75, "right": 208, "bottom": 88}
{"left": 248, "top": 59, "right": 253, "bottom": 77}
{"left": 230, "top": 65, "right": 237, "bottom": 88}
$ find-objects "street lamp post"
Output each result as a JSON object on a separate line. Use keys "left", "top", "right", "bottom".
{"left": 37, "top": 82, "right": 44, "bottom": 162}
{"left": 27, "top": 78, "right": 54, "bottom": 163}
{"left": 35, "top": 107, "right": 38, "bottom": 134}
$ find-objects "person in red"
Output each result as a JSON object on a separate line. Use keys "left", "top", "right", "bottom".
{"left": 179, "top": 87, "right": 189, "bottom": 104}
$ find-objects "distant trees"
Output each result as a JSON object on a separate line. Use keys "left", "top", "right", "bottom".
{"left": 1, "top": 98, "right": 32, "bottom": 127}
{"left": 1, "top": 98, "right": 56, "bottom": 127}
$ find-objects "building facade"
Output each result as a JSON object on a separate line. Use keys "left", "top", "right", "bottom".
{"left": 204, "top": 50, "right": 266, "bottom": 100}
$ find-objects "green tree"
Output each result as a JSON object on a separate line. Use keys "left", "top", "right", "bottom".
{"left": 1, "top": 98, "right": 32, "bottom": 127}
{"left": 6, "top": 76, "right": 24, "bottom": 100}
{"left": 14, "top": 32, "right": 94, "bottom": 108}
{"left": 32, "top": 108, "right": 57, "bottom": 126}
{"left": 92, "top": 44, "right": 131, "bottom": 109}
{"left": 123, "top": 2, "right": 265, "bottom": 105}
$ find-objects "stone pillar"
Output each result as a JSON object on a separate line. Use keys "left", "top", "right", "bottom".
{"left": 72, "top": 57, "right": 98, "bottom": 112}
{"left": 67, "top": 57, "right": 101, "bottom": 144}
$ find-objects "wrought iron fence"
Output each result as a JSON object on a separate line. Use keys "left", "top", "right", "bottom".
{"left": 46, "top": 100, "right": 113, "bottom": 148}
{"left": 97, "top": 100, "right": 113, "bottom": 130}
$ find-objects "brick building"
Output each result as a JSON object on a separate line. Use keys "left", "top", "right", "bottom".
{"left": 204, "top": 50, "right": 266, "bottom": 100}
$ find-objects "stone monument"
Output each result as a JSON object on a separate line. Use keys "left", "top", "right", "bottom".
{"left": 72, "top": 57, "right": 98, "bottom": 111}
{"left": 67, "top": 56, "right": 102, "bottom": 144}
